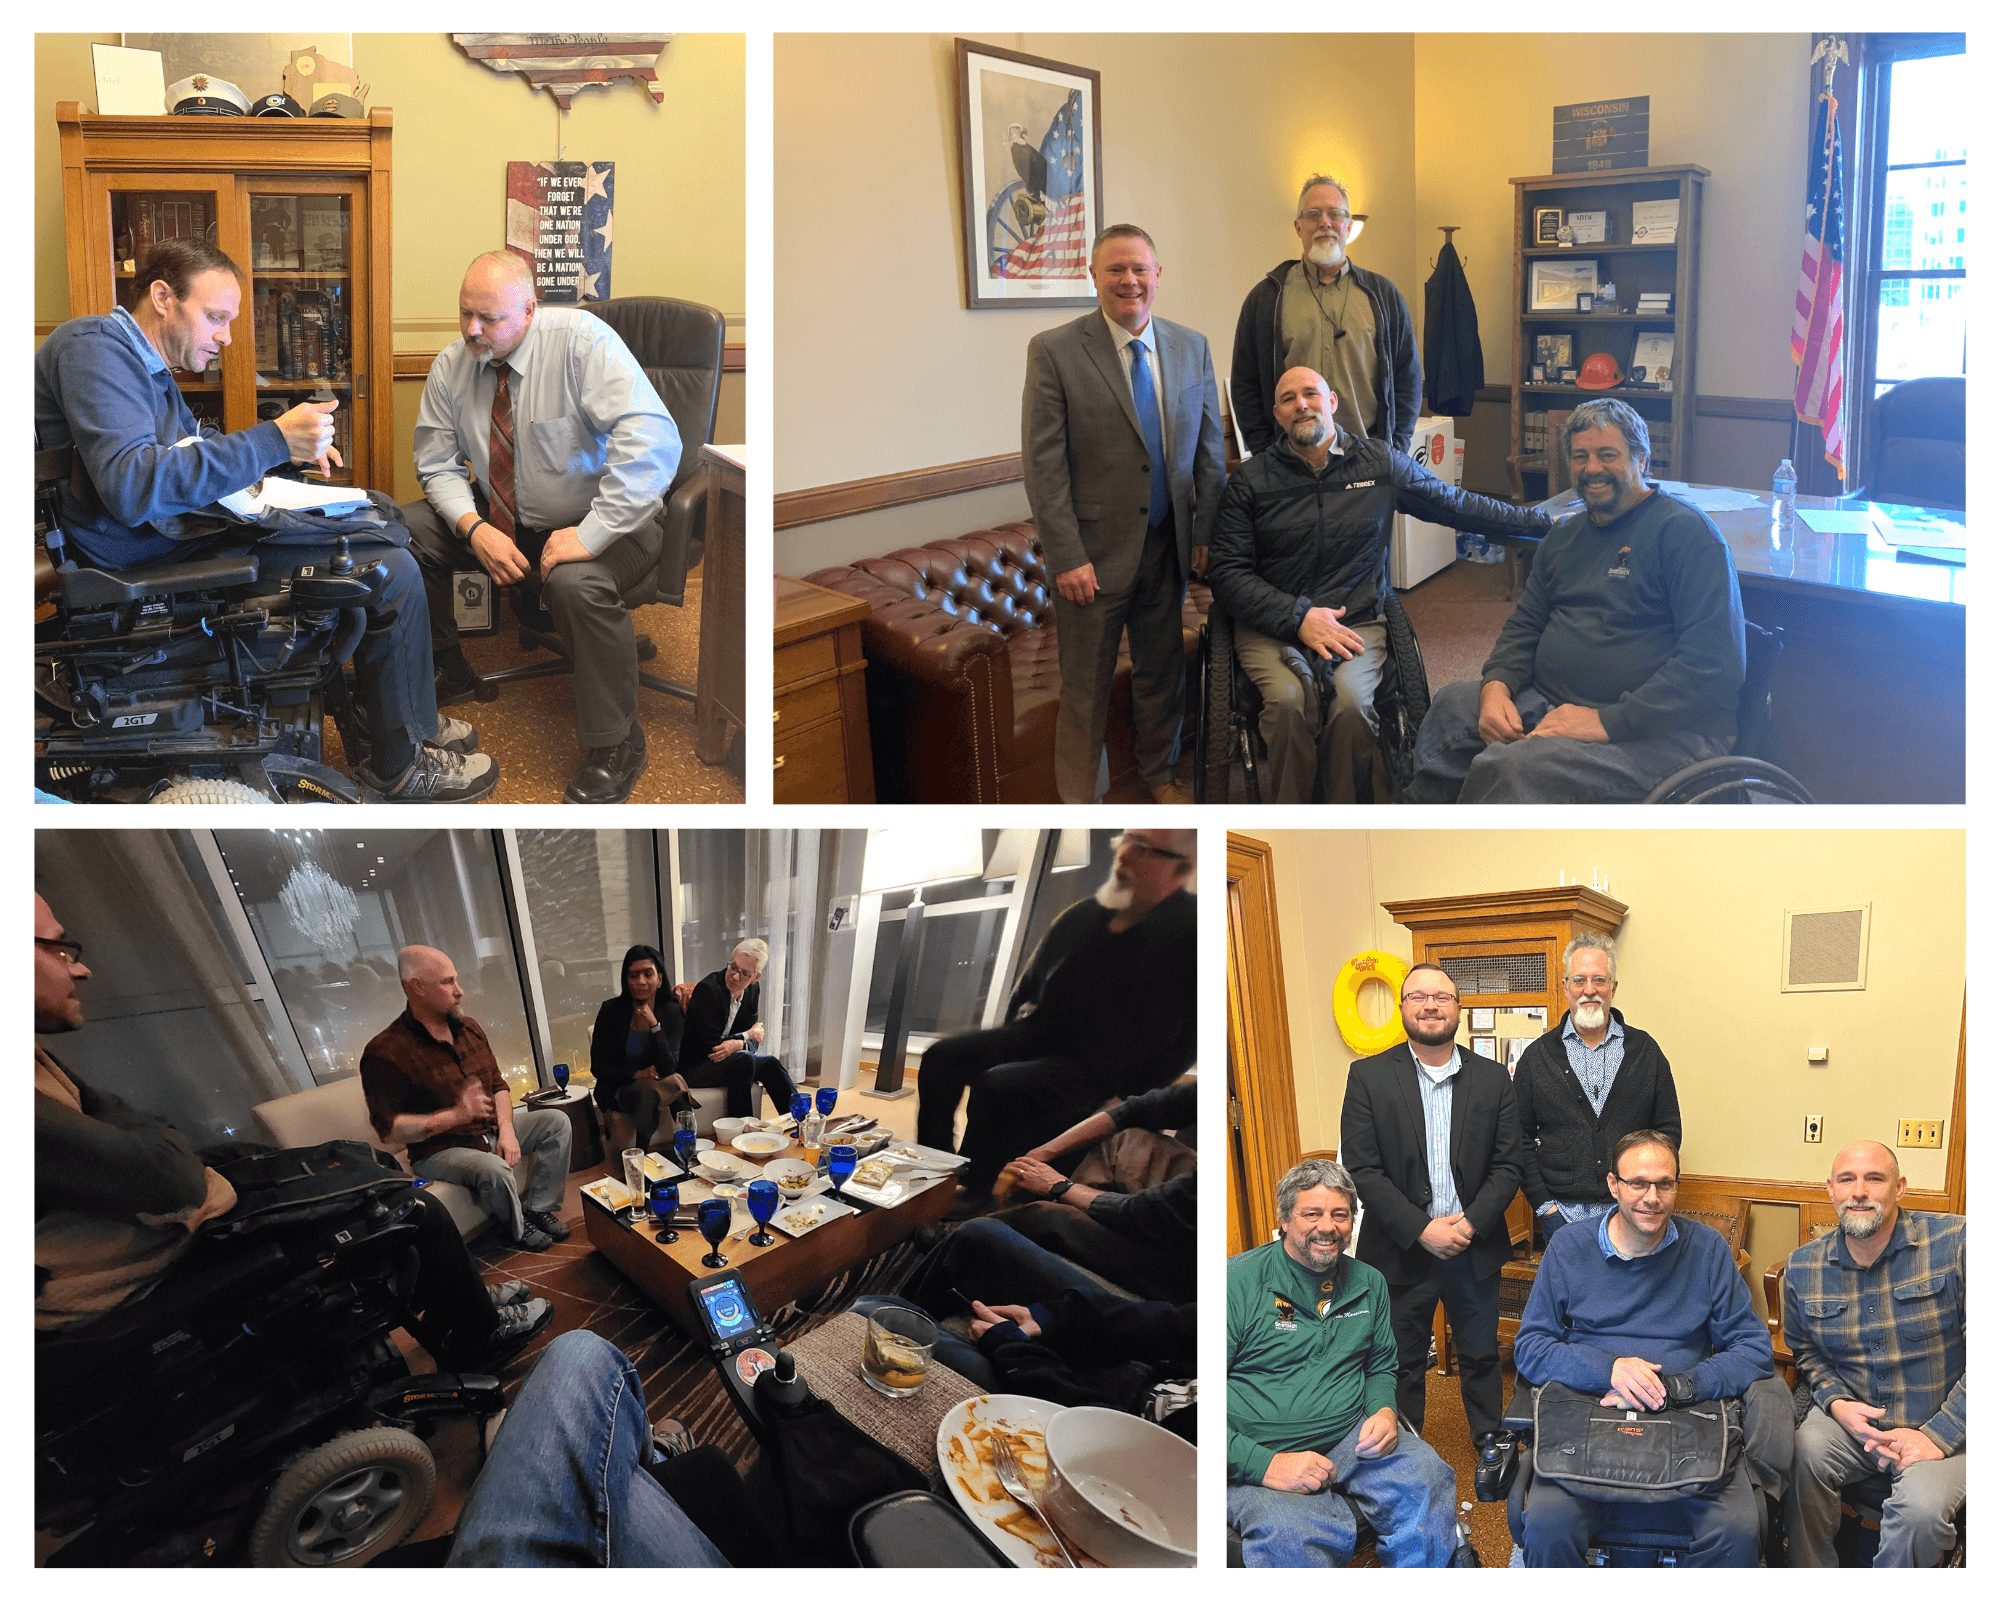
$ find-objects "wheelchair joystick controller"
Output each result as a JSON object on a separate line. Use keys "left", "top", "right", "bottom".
{"left": 330, "top": 535, "right": 355, "bottom": 577}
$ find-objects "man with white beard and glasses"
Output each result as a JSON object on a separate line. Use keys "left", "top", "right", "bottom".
{"left": 1340, "top": 964, "right": 1520, "bottom": 1453}
{"left": 1408, "top": 397, "right": 1746, "bottom": 802}
{"left": 1780, "top": 1141, "right": 1965, "bottom": 1566}
{"left": 915, "top": 830, "right": 1196, "bottom": 1209}
{"left": 1511, "top": 932, "right": 1681, "bottom": 1247}
{"left": 1227, "top": 1157, "right": 1464, "bottom": 1566}
{"left": 1231, "top": 175, "right": 1422, "bottom": 455}
{"left": 1207, "top": 367, "right": 1548, "bottom": 801}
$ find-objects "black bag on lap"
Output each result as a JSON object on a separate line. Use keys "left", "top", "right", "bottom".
{"left": 1530, "top": 1380, "right": 1746, "bottom": 1502}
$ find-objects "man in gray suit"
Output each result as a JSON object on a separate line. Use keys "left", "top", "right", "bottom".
{"left": 1022, "top": 225, "right": 1225, "bottom": 804}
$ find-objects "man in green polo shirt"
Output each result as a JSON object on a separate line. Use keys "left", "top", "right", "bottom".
{"left": 1227, "top": 1157, "right": 1463, "bottom": 1565}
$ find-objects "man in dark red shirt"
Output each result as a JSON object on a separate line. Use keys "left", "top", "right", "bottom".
{"left": 362, "top": 945, "right": 572, "bottom": 1251}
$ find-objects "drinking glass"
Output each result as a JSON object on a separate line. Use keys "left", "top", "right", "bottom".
{"left": 826, "top": 1144, "right": 857, "bottom": 1197}
{"left": 674, "top": 1123, "right": 698, "bottom": 1175}
{"left": 860, "top": 1303, "right": 938, "bottom": 1399}
{"left": 746, "top": 1178, "right": 779, "bottom": 1247}
{"left": 815, "top": 1086, "right": 840, "bottom": 1118}
{"left": 789, "top": 1092, "right": 810, "bottom": 1138}
{"left": 648, "top": 1176, "right": 680, "bottom": 1242}
{"left": 552, "top": 1062, "right": 570, "bottom": 1093}
{"left": 696, "top": 1197, "right": 731, "bottom": 1268}
{"left": 620, "top": 1147, "right": 648, "bottom": 1220}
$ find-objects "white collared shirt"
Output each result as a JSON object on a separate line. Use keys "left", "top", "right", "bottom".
{"left": 1101, "top": 311, "right": 1172, "bottom": 460}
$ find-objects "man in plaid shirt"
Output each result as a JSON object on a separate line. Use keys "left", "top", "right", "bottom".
{"left": 1781, "top": 1140, "right": 1965, "bottom": 1566}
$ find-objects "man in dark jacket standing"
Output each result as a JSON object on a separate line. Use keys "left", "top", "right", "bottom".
{"left": 1513, "top": 932, "right": 1681, "bottom": 1246}
{"left": 1231, "top": 175, "right": 1421, "bottom": 455}
{"left": 1208, "top": 367, "right": 1549, "bottom": 802}
{"left": 1340, "top": 963, "right": 1522, "bottom": 1447}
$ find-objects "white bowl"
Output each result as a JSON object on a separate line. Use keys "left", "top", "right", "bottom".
{"left": 1043, "top": 1407, "right": 1196, "bottom": 1567}
{"left": 712, "top": 1116, "right": 750, "bottom": 1142}
{"left": 763, "top": 1157, "right": 818, "bottom": 1196}
{"left": 697, "top": 1149, "right": 751, "bottom": 1179}
{"left": 731, "top": 1130, "right": 790, "bottom": 1156}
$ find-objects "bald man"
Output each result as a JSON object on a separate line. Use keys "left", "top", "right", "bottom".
{"left": 361, "top": 944, "right": 573, "bottom": 1251}
{"left": 1206, "top": 366, "right": 1549, "bottom": 801}
{"left": 1781, "top": 1140, "right": 1965, "bottom": 1566}
{"left": 404, "top": 251, "right": 683, "bottom": 804}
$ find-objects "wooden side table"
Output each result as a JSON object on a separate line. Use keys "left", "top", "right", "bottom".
{"left": 693, "top": 444, "right": 746, "bottom": 766}
{"left": 774, "top": 574, "right": 875, "bottom": 802}
{"left": 543, "top": 1085, "right": 604, "bottom": 1173}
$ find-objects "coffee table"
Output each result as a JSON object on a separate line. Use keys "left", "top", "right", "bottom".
{"left": 582, "top": 1168, "right": 956, "bottom": 1339}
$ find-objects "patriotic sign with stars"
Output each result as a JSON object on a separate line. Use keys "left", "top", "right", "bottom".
{"left": 505, "top": 161, "right": 615, "bottom": 303}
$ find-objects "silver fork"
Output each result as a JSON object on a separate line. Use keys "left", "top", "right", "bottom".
{"left": 991, "top": 1435, "right": 1077, "bottom": 1567}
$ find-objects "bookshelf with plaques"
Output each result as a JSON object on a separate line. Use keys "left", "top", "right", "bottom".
{"left": 1506, "top": 164, "right": 1706, "bottom": 500}
{"left": 55, "top": 102, "right": 395, "bottom": 489}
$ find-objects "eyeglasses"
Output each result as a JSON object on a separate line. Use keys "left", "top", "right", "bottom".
{"left": 1610, "top": 1175, "right": 1679, "bottom": 1196}
{"left": 1111, "top": 832, "right": 1193, "bottom": 865}
{"left": 726, "top": 961, "right": 760, "bottom": 981}
{"left": 36, "top": 936, "right": 85, "bottom": 965}
{"left": 1563, "top": 974, "right": 1614, "bottom": 990}
{"left": 1299, "top": 208, "right": 1351, "bottom": 224}
{"left": 1402, "top": 991, "right": 1459, "bottom": 1007}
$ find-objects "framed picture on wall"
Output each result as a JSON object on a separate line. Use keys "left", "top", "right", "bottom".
{"left": 1472, "top": 1037, "right": 1499, "bottom": 1060}
{"left": 955, "top": 39, "right": 1104, "bottom": 310}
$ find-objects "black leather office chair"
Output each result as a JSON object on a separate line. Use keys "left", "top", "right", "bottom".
{"left": 478, "top": 296, "right": 725, "bottom": 703}
{"left": 1839, "top": 375, "right": 1964, "bottom": 511}
{"left": 1643, "top": 620, "right": 1815, "bottom": 803}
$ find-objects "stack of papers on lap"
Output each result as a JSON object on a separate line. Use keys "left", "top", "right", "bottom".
{"left": 219, "top": 476, "right": 371, "bottom": 517}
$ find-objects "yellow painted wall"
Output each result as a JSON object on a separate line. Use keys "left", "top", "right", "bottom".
{"left": 1245, "top": 828, "right": 1964, "bottom": 1196}
{"left": 36, "top": 33, "right": 744, "bottom": 493}
{"left": 1413, "top": 34, "right": 1808, "bottom": 401}
{"left": 775, "top": 32, "right": 1418, "bottom": 504}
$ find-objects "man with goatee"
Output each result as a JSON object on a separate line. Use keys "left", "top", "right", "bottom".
{"left": 1780, "top": 1141, "right": 1965, "bottom": 1566}
{"left": 1512, "top": 932, "right": 1681, "bottom": 1247}
{"left": 1340, "top": 964, "right": 1521, "bottom": 1455}
{"left": 1226, "top": 1157, "right": 1465, "bottom": 1566}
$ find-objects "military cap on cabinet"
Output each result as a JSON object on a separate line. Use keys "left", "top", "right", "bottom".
{"left": 165, "top": 74, "right": 250, "bottom": 116}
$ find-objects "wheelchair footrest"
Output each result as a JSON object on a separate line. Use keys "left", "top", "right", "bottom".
{"left": 369, "top": 1370, "right": 506, "bottom": 1424}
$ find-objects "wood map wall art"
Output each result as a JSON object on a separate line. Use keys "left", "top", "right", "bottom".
{"left": 451, "top": 35, "right": 672, "bottom": 109}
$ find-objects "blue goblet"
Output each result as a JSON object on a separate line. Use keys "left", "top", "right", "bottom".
{"left": 815, "top": 1086, "right": 840, "bottom": 1119}
{"left": 789, "top": 1091, "right": 810, "bottom": 1138}
{"left": 552, "top": 1062, "right": 570, "bottom": 1093}
{"left": 648, "top": 1176, "right": 680, "bottom": 1243}
{"left": 696, "top": 1198, "right": 731, "bottom": 1269}
{"left": 674, "top": 1123, "right": 698, "bottom": 1175}
{"left": 746, "top": 1179, "right": 779, "bottom": 1247}
{"left": 826, "top": 1144, "right": 857, "bottom": 1198}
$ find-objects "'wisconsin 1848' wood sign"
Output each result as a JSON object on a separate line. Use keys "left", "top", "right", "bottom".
{"left": 1552, "top": 97, "right": 1650, "bottom": 174}
{"left": 452, "top": 35, "right": 671, "bottom": 109}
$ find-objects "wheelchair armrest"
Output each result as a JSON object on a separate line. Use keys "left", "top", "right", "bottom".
{"left": 59, "top": 553, "right": 261, "bottom": 608}
{"left": 654, "top": 475, "right": 707, "bottom": 607}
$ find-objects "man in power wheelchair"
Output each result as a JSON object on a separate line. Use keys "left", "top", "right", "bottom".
{"left": 1486, "top": 1128, "right": 1791, "bottom": 1566}
{"left": 36, "top": 893, "right": 547, "bottom": 1565}
{"left": 34, "top": 238, "right": 497, "bottom": 804}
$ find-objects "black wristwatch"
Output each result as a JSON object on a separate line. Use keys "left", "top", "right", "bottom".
{"left": 1046, "top": 1179, "right": 1076, "bottom": 1202}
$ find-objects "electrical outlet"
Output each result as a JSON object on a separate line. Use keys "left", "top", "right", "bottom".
{"left": 1804, "top": 1114, "right": 1823, "bottom": 1143}
{"left": 1896, "top": 1119, "right": 1944, "bottom": 1149}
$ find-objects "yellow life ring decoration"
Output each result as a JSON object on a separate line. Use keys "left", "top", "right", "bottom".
{"left": 1334, "top": 951, "right": 1410, "bottom": 1054}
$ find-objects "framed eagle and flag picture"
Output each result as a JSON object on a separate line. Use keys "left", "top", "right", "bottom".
{"left": 955, "top": 39, "right": 1103, "bottom": 310}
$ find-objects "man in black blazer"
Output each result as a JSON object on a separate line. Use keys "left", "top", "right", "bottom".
{"left": 1340, "top": 963, "right": 1521, "bottom": 1446}
{"left": 670, "top": 937, "right": 796, "bottom": 1119}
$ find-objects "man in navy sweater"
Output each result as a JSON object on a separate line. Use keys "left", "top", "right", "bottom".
{"left": 1513, "top": 1129, "right": 1773, "bottom": 1566}
{"left": 34, "top": 239, "right": 495, "bottom": 802}
{"left": 1408, "top": 397, "right": 1745, "bottom": 803}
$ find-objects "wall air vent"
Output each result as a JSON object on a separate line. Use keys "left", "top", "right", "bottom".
{"left": 1781, "top": 904, "right": 1870, "bottom": 992}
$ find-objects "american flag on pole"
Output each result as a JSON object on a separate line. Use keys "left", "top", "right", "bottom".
{"left": 1792, "top": 86, "right": 1847, "bottom": 477}
{"left": 991, "top": 92, "right": 1088, "bottom": 279}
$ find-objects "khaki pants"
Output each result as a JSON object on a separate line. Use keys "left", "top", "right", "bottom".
{"left": 1234, "top": 619, "right": 1388, "bottom": 803}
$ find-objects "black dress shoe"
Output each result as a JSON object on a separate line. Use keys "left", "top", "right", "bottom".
{"left": 435, "top": 656, "right": 494, "bottom": 707}
{"left": 565, "top": 725, "right": 647, "bottom": 804}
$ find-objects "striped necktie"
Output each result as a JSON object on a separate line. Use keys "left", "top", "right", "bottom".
{"left": 488, "top": 364, "right": 518, "bottom": 536}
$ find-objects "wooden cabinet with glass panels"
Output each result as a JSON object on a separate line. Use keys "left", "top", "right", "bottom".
{"left": 55, "top": 102, "right": 394, "bottom": 489}
{"left": 1505, "top": 164, "right": 1706, "bottom": 500}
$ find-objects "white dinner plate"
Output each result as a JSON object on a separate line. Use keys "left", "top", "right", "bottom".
{"left": 935, "top": 1394, "right": 1066, "bottom": 1568}
{"left": 769, "top": 1195, "right": 855, "bottom": 1237}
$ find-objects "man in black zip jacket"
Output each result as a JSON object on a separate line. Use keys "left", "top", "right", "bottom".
{"left": 1231, "top": 175, "right": 1421, "bottom": 454}
{"left": 1207, "top": 367, "right": 1550, "bottom": 802}
{"left": 1513, "top": 932, "right": 1682, "bottom": 1247}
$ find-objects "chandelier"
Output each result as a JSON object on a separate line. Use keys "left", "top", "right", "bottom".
{"left": 280, "top": 861, "right": 360, "bottom": 957}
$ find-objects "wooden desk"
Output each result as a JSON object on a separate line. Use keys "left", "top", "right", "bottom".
{"left": 582, "top": 1174, "right": 952, "bottom": 1339}
{"left": 693, "top": 445, "right": 746, "bottom": 767}
{"left": 774, "top": 574, "right": 875, "bottom": 802}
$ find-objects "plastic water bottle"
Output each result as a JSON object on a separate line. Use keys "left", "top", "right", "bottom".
{"left": 1772, "top": 458, "right": 1797, "bottom": 535}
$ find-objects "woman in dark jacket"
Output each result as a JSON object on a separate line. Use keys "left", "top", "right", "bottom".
{"left": 590, "top": 945, "right": 693, "bottom": 1155}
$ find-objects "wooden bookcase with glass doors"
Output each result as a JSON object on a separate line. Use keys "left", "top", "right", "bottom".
{"left": 55, "top": 101, "right": 394, "bottom": 490}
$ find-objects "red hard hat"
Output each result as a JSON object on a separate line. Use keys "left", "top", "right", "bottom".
{"left": 1576, "top": 352, "right": 1624, "bottom": 390}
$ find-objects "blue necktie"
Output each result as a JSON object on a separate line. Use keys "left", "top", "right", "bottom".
{"left": 1130, "top": 339, "right": 1171, "bottom": 528}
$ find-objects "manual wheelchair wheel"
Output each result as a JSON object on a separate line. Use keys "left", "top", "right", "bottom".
{"left": 247, "top": 1426, "right": 435, "bottom": 1567}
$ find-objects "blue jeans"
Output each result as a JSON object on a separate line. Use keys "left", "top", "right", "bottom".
{"left": 851, "top": 1294, "right": 994, "bottom": 1388}
{"left": 414, "top": 1107, "right": 571, "bottom": 1241}
{"left": 449, "top": 1330, "right": 728, "bottom": 1567}
{"left": 1408, "top": 679, "right": 1730, "bottom": 803}
{"left": 1523, "top": 1462, "right": 1759, "bottom": 1566}
{"left": 910, "top": 1217, "right": 1131, "bottom": 1324}
{"left": 1228, "top": 1417, "right": 1459, "bottom": 1566}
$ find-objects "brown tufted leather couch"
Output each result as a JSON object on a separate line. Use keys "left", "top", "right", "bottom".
{"left": 805, "top": 521, "right": 1209, "bottom": 803}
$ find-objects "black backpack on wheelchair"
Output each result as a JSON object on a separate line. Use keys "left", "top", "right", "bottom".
{"left": 36, "top": 1152, "right": 502, "bottom": 1567}
{"left": 35, "top": 447, "right": 398, "bottom": 804}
